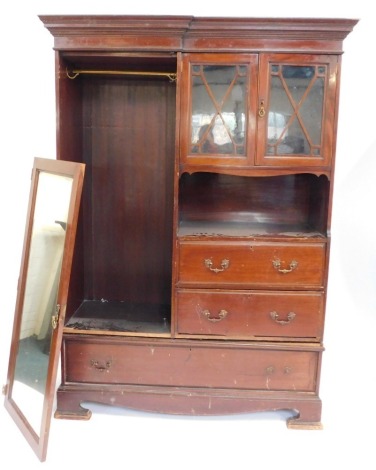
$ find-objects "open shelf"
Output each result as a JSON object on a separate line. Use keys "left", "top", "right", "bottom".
{"left": 65, "top": 300, "right": 171, "bottom": 336}
{"left": 178, "top": 172, "right": 329, "bottom": 239}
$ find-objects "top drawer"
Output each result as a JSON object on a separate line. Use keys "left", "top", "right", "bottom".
{"left": 177, "top": 241, "right": 326, "bottom": 289}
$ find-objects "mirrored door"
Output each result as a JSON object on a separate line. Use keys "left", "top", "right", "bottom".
{"left": 3, "top": 158, "right": 84, "bottom": 461}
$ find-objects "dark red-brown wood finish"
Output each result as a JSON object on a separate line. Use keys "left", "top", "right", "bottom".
{"left": 38, "top": 15, "right": 357, "bottom": 431}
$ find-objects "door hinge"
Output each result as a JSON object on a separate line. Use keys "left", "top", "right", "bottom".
{"left": 51, "top": 304, "right": 61, "bottom": 330}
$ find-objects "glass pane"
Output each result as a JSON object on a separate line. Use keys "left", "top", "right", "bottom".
{"left": 300, "top": 77, "right": 324, "bottom": 146}
{"left": 191, "top": 64, "right": 247, "bottom": 155}
{"left": 267, "top": 63, "right": 325, "bottom": 157}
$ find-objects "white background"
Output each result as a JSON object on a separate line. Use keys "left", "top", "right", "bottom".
{"left": 0, "top": 1, "right": 375, "bottom": 468}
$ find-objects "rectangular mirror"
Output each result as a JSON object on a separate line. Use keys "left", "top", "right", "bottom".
{"left": 3, "top": 158, "right": 85, "bottom": 461}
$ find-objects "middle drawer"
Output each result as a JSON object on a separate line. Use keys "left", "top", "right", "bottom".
{"left": 176, "top": 289, "right": 324, "bottom": 340}
{"left": 177, "top": 240, "right": 326, "bottom": 289}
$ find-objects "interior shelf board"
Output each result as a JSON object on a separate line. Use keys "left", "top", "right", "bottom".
{"left": 65, "top": 300, "right": 171, "bottom": 335}
{"left": 178, "top": 220, "right": 326, "bottom": 239}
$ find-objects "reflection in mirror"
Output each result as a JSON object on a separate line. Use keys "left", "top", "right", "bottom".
{"left": 12, "top": 172, "right": 72, "bottom": 432}
{"left": 4, "top": 158, "right": 85, "bottom": 462}
{"left": 190, "top": 64, "right": 247, "bottom": 155}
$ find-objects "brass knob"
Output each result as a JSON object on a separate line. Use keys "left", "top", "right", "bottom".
{"left": 258, "top": 100, "right": 266, "bottom": 118}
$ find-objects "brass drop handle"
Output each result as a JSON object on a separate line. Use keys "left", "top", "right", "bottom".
{"left": 266, "top": 365, "right": 292, "bottom": 374}
{"left": 202, "top": 309, "right": 228, "bottom": 323}
{"left": 270, "top": 311, "right": 296, "bottom": 325}
{"left": 204, "top": 258, "right": 230, "bottom": 273}
{"left": 258, "top": 100, "right": 266, "bottom": 118}
{"left": 90, "top": 360, "right": 112, "bottom": 372}
{"left": 272, "top": 259, "right": 298, "bottom": 274}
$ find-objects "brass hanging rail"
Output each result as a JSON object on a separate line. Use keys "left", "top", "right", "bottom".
{"left": 66, "top": 68, "right": 177, "bottom": 82}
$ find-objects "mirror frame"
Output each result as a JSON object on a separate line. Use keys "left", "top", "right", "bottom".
{"left": 4, "top": 157, "right": 85, "bottom": 461}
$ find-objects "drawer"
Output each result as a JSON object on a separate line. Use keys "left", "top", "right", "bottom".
{"left": 63, "top": 335, "right": 320, "bottom": 392}
{"left": 177, "top": 241, "right": 326, "bottom": 289}
{"left": 176, "top": 290, "right": 324, "bottom": 340}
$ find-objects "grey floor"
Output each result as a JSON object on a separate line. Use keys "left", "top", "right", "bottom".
{"left": 15, "top": 335, "right": 50, "bottom": 394}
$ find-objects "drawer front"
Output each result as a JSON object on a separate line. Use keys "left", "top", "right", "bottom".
{"left": 176, "top": 290, "right": 324, "bottom": 340}
{"left": 63, "top": 336, "right": 319, "bottom": 392}
{"left": 178, "top": 241, "right": 326, "bottom": 288}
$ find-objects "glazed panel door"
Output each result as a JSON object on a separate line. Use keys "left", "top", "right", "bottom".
{"left": 256, "top": 54, "right": 339, "bottom": 168}
{"left": 180, "top": 53, "right": 259, "bottom": 169}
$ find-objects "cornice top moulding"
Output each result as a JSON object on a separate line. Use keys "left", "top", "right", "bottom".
{"left": 39, "top": 15, "right": 359, "bottom": 53}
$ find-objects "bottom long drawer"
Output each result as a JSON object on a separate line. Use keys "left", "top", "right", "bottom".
{"left": 62, "top": 335, "right": 322, "bottom": 393}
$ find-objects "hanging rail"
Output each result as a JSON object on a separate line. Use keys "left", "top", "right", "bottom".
{"left": 66, "top": 68, "right": 177, "bottom": 82}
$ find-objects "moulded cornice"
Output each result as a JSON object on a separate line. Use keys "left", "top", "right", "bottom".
{"left": 39, "top": 15, "right": 358, "bottom": 53}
